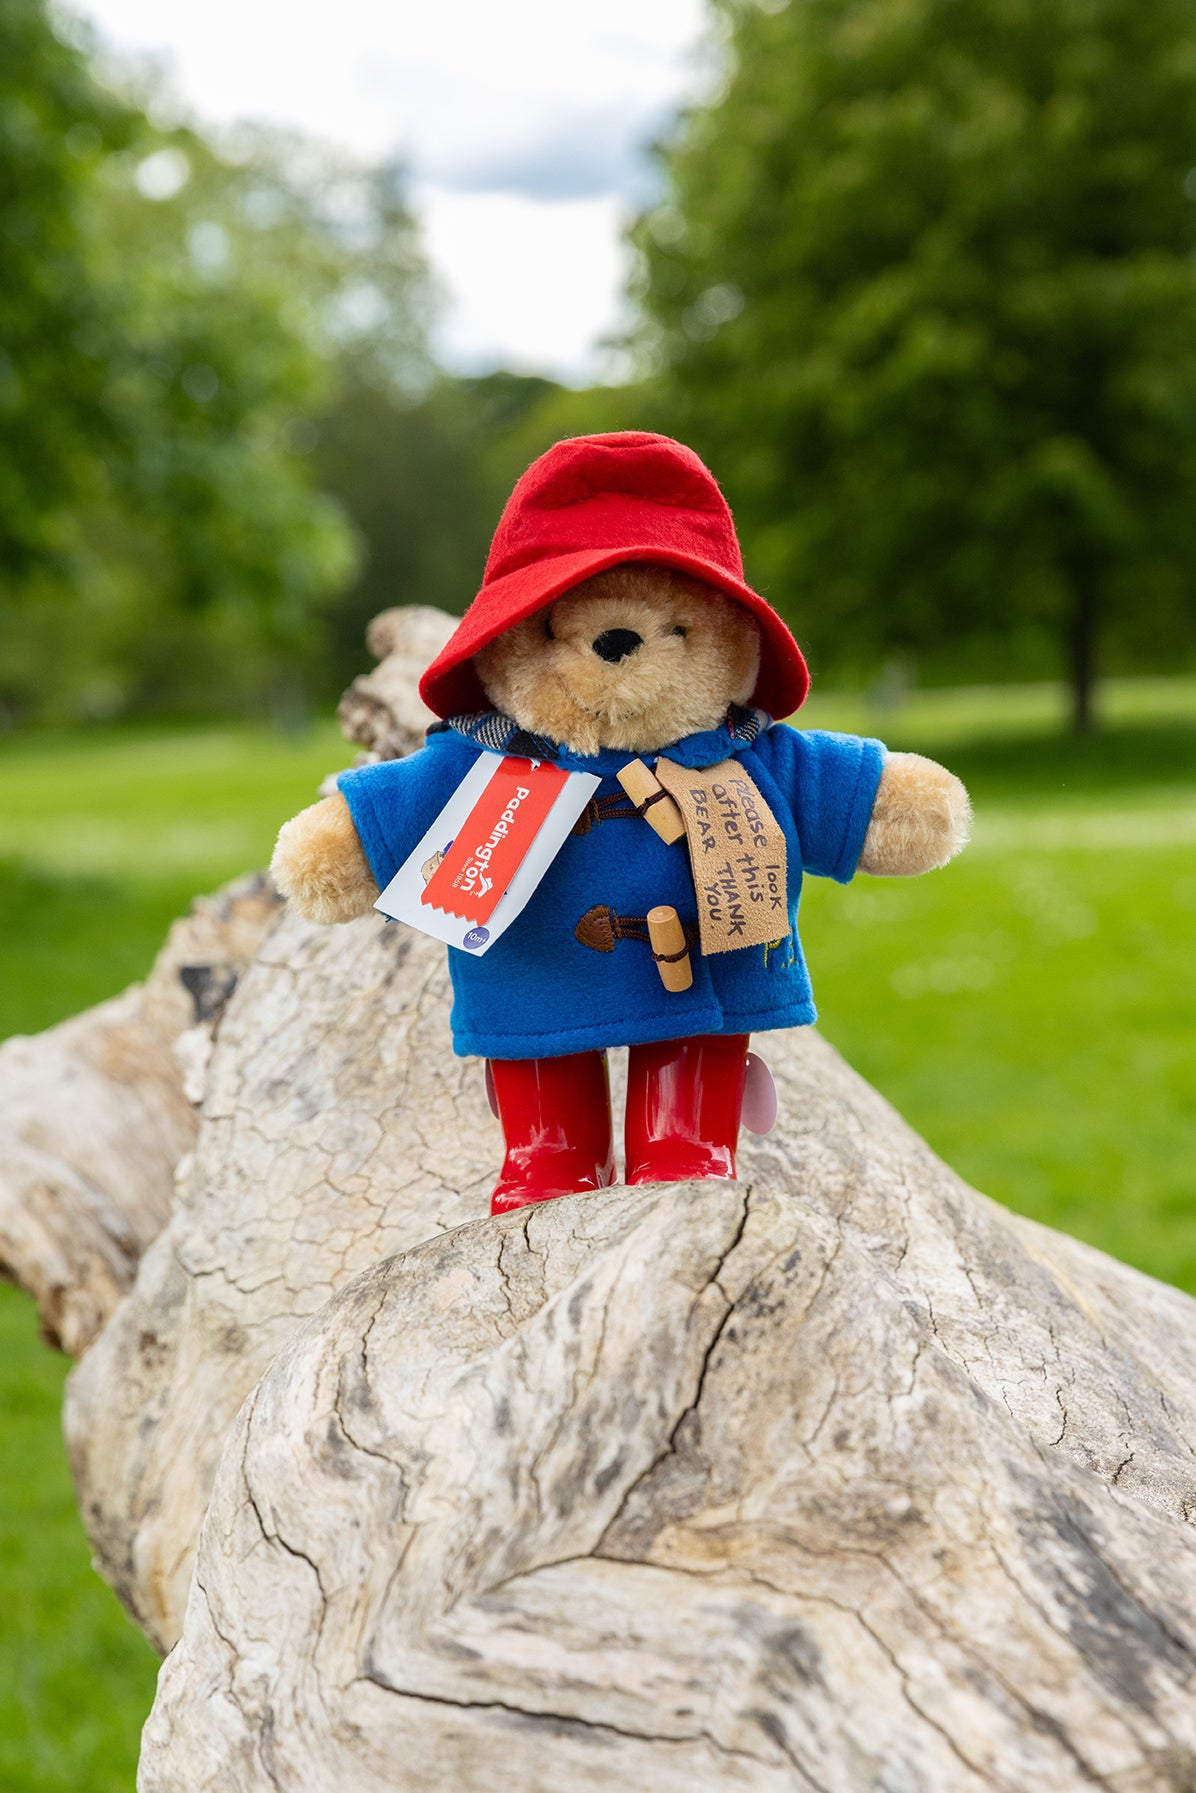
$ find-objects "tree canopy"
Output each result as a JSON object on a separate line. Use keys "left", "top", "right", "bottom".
{"left": 0, "top": 0, "right": 432, "bottom": 722}
{"left": 634, "top": 0, "right": 1196, "bottom": 723}
{"left": 0, "top": 0, "right": 135, "bottom": 577}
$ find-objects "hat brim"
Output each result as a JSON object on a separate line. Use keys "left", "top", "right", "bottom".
{"left": 419, "top": 546, "right": 810, "bottom": 721}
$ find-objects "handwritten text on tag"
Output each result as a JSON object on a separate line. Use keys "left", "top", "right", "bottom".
{"left": 654, "top": 757, "right": 788, "bottom": 955}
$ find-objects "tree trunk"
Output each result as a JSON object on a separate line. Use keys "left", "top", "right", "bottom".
{"left": 1069, "top": 578, "right": 1099, "bottom": 734}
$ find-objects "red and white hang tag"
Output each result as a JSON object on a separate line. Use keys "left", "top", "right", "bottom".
{"left": 374, "top": 752, "right": 600, "bottom": 955}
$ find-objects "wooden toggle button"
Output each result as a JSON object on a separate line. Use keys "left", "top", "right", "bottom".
{"left": 647, "top": 905, "right": 693, "bottom": 992}
{"left": 616, "top": 759, "right": 686, "bottom": 846}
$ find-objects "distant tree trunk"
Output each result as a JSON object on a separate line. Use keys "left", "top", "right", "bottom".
{"left": 1068, "top": 578, "right": 1099, "bottom": 733}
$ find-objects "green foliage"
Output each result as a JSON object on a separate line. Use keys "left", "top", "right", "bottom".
{"left": 0, "top": 3, "right": 675, "bottom": 727}
{"left": 0, "top": 2, "right": 438, "bottom": 725}
{"left": 313, "top": 371, "right": 556, "bottom": 688}
{"left": 0, "top": 0, "right": 136, "bottom": 572}
{"left": 633, "top": 0, "right": 1196, "bottom": 721}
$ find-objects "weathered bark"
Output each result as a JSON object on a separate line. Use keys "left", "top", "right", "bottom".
{"left": 64, "top": 869, "right": 1196, "bottom": 1787}
{"left": 0, "top": 874, "right": 280, "bottom": 1353}
{"left": 335, "top": 604, "right": 457, "bottom": 764}
{"left": 65, "top": 912, "right": 494, "bottom": 1648}
{"left": 138, "top": 1144, "right": 1196, "bottom": 1793}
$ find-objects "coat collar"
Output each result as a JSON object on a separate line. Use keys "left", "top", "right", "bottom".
{"left": 433, "top": 705, "right": 771, "bottom": 776}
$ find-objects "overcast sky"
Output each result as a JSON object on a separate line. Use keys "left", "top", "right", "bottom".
{"left": 73, "top": 0, "right": 710, "bottom": 381}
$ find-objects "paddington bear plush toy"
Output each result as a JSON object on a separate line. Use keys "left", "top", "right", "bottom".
{"left": 272, "top": 432, "right": 970, "bottom": 1215}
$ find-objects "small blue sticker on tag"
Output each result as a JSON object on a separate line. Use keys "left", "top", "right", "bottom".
{"left": 462, "top": 926, "right": 490, "bottom": 950}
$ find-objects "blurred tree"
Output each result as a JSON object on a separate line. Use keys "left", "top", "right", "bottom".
{"left": 79, "top": 121, "right": 436, "bottom": 717}
{"left": 313, "top": 370, "right": 558, "bottom": 689}
{"left": 312, "top": 371, "right": 675, "bottom": 691}
{"left": 0, "top": 2, "right": 434, "bottom": 724}
{"left": 0, "top": 0, "right": 136, "bottom": 578}
{"left": 633, "top": 0, "right": 1196, "bottom": 727}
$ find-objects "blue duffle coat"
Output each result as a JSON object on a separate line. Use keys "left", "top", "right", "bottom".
{"left": 338, "top": 714, "right": 884, "bottom": 1060}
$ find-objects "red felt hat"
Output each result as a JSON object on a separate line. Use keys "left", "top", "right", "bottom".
{"left": 418, "top": 431, "right": 809, "bottom": 720}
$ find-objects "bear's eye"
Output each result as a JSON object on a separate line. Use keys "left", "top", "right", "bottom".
{"left": 544, "top": 615, "right": 555, "bottom": 641}
{"left": 672, "top": 625, "right": 687, "bottom": 638}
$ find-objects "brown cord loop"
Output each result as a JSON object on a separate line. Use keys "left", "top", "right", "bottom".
{"left": 635, "top": 788, "right": 669, "bottom": 816}
{"left": 651, "top": 944, "right": 690, "bottom": 964}
{"left": 571, "top": 793, "right": 640, "bottom": 834}
{"left": 575, "top": 905, "right": 701, "bottom": 955}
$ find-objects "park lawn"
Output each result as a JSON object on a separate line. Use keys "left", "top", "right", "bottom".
{"left": 0, "top": 719, "right": 346, "bottom": 1793}
{"left": 0, "top": 719, "right": 346, "bottom": 1035}
{"left": 0, "top": 1286, "right": 160, "bottom": 1793}
{"left": 0, "top": 679, "right": 1194, "bottom": 1790}
{"left": 799, "top": 676, "right": 1196, "bottom": 1290}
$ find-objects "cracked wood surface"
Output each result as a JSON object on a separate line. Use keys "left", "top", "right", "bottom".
{"left": 66, "top": 910, "right": 494, "bottom": 1647}
{"left": 140, "top": 1172, "right": 1196, "bottom": 1792}
{"left": 0, "top": 874, "right": 280, "bottom": 1353}
{"left": 64, "top": 878, "right": 1196, "bottom": 1708}
{"left": 335, "top": 605, "right": 456, "bottom": 766}
{"left": 22, "top": 603, "right": 1196, "bottom": 1784}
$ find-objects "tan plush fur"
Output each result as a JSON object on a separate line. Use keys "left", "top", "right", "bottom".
{"left": 271, "top": 792, "right": 379, "bottom": 924}
{"left": 475, "top": 565, "right": 761, "bottom": 757}
{"left": 857, "top": 752, "right": 972, "bottom": 877}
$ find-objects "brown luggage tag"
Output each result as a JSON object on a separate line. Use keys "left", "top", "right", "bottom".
{"left": 654, "top": 758, "right": 787, "bottom": 954}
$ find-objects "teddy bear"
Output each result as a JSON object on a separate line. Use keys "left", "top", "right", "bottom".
{"left": 272, "top": 431, "right": 970, "bottom": 1216}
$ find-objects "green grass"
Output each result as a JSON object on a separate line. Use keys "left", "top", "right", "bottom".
{"left": 1, "top": 683, "right": 1194, "bottom": 1788}
{"left": 0, "top": 719, "right": 345, "bottom": 1036}
{"left": 0, "top": 718, "right": 346, "bottom": 1793}
{"left": 798, "top": 677, "right": 1196, "bottom": 1288}
{"left": 0, "top": 1287, "right": 159, "bottom": 1793}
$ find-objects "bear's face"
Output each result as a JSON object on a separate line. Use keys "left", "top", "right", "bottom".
{"left": 474, "top": 563, "right": 761, "bottom": 757}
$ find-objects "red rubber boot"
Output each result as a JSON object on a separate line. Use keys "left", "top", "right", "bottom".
{"left": 624, "top": 1034, "right": 750, "bottom": 1184}
{"left": 489, "top": 1052, "right": 616, "bottom": 1216}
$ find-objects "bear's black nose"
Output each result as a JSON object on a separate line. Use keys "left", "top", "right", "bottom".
{"left": 592, "top": 629, "right": 643, "bottom": 664}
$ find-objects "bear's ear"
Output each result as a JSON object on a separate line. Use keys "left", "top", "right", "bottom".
{"left": 857, "top": 754, "right": 971, "bottom": 877}
{"left": 271, "top": 793, "right": 379, "bottom": 924}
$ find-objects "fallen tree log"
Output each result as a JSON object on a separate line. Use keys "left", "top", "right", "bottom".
{"left": 67, "top": 912, "right": 492, "bottom": 1647}
{"left": 139, "top": 1163, "right": 1196, "bottom": 1792}
{"left": 66, "top": 884, "right": 1196, "bottom": 1758}
{"left": 0, "top": 873, "right": 280, "bottom": 1353}
{"left": 8, "top": 604, "right": 1193, "bottom": 1785}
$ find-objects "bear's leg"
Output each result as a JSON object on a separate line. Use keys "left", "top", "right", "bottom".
{"left": 488, "top": 1052, "right": 616, "bottom": 1217}
{"left": 624, "top": 1034, "right": 749, "bottom": 1185}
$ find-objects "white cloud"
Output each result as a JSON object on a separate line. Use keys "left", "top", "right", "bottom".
{"left": 418, "top": 187, "right": 631, "bottom": 382}
{"left": 74, "top": 0, "right": 707, "bottom": 377}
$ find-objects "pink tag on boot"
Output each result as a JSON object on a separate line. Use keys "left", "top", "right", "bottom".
{"left": 742, "top": 1052, "right": 778, "bottom": 1137}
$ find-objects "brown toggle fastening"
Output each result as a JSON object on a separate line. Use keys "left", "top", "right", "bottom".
{"left": 616, "top": 760, "right": 686, "bottom": 845}
{"left": 574, "top": 903, "right": 695, "bottom": 993}
{"left": 575, "top": 904, "right": 698, "bottom": 956}
{"left": 647, "top": 906, "right": 693, "bottom": 992}
{"left": 571, "top": 792, "right": 640, "bottom": 835}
